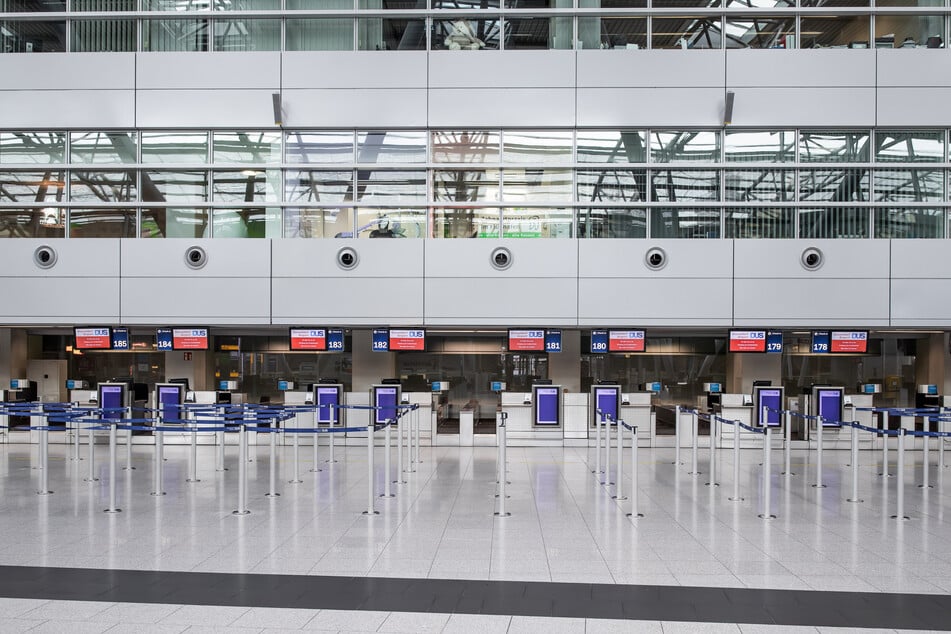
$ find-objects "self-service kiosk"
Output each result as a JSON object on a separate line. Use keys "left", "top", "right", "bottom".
{"left": 532, "top": 384, "right": 562, "bottom": 428}
{"left": 590, "top": 383, "right": 621, "bottom": 428}
{"left": 752, "top": 385, "right": 784, "bottom": 428}
{"left": 372, "top": 384, "right": 401, "bottom": 425}
{"left": 811, "top": 386, "right": 844, "bottom": 427}
{"left": 98, "top": 382, "right": 128, "bottom": 421}
{"left": 315, "top": 383, "right": 343, "bottom": 427}
{"left": 155, "top": 383, "right": 185, "bottom": 424}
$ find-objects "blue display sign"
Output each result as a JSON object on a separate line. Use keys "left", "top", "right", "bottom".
{"left": 590, "top": 330, "right": 608, "bottom": 353}
{"left": 545, "top": 330, "right": 562, "bottom": 353}
{"left": 111, "top": 328, "right": 130, "bottom": 350}
{"left": 646, "top": 382, "right": 662, "bottom": 393}
{"left": 99, "top": 384, "right": 125, "bottom": 420}
{"left": 315, "top": 386, "right": 340, "bottom": 424}
{"left": 371, "top": 329, "right": 389, "bottom": 352}
{"left": 374, "top": 385, "right": 399, "bottom": 424}
{"left": 277, "top": 380, "right": 290, "bottom": 391}
{"left": 490, "top": 381, "right": 506, "bottom": 392}
{"left": 766, "top": 331, "right": 783, "bottom": 353}
{"left": 156, "top": 328, "right": 173, "bottom": 351}
{"left": 218, "top": 381, "right": 229, "bottom": 391}
{"left": 812, "top": 331, "right": 830, "bottom": 353}
{"left": 326, "top": 328, "right": 345, "bottom": 351}
{"left": 534, "top": 386, "right": 560, "bottom": 426}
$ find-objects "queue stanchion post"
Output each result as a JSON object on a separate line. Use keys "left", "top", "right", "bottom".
{"left": 495, "top": 413, "right": 510, "bottom": 517}
{"left": 689, "top": 410, "right": 700, "bottom": 475}
{"left": 381, "top": 418, "right": 394, "bottom": 498}
{"left": 729, "top": 419, "right": 742, "bottom": 502}
{"left": 813, "top": 416, "right": 826, "bottom": 489}
{"left": 151, "top": 423, "right": 165, "bottom": 496}
{"left": 892, "top": 428, "right": 908, "bottom": 520}
{"left": 594, "top": 411, "right": 602, "bottom": 475}
{"left": 395, "top": 411, "right": 406, "bottom": 484}
{"left": 674, "top": 406, "right": 681, "bottom": 465}
{"left": 613, "top": 418, "right": 626, "bottom": 501}
{"left": 266, "top": 424, "right": 279, "bottom": 498}
{"left": 85, "top": 421, "right": 99, "bottom": 482}
{"left": 327, "top": 408, "right": 337, "bottom": 464}
{"left": 604, "top": 417, "right": 613, "bottom": 486}
{"left": 847, "top": 422, "right": 862, "bottom": 503}
{"left": 105, "top": 422, "right": 120, "bottom": 513}
{"left": 783, "top": 409, "right": 793, "bottom": 476}
{"left": 706, "top": 415, "right": 718, "bottom": 487}
{"left": 759, "top": 426, "right": 775, "bottom": 519}
{"left": 312, "top": 406, "right": 323, "bottom": 470}
{"left": 939, "top": 415, "right": 945, "bottom": 471}
{"left": 363, "top": 423, "right": 379, "bottom": 516}
{"left": 38, "top": 424, "right": 52, "bottom": 496}
{"left": 216, "top": 430, "right": 226, "bottom": 472}
{"left": 187, "top": 419, "right": 199, "bottom": 483}
{"left": 72, "top": 416, "right": 81, "bottom": 462}
{"left": 124, "top": 424, "right": 134, "bottom": 471}
{"left": 290, "top": 425, "right": 303, "bottom": 484}
{"left": 233, "top": 422, "right": 250, "bottom": 515}
{"left": 627, "top": 423, "right": 643, "bottom": 518}
{"left": 413, "top": 405, "right": 421, "bottom": 466}
{"left": 920, "top": 416, "right": 932, "bottom": 489}
{"left": 879, "top": 412, "right": 890, "bottom": 477}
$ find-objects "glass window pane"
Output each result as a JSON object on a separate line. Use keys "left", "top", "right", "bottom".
{"left": 724, "top": 17, "right": 795, "bottom": 49}
{"left": 578, "top": 17, "right": 646, "bottom": 50}
{"left": 358, "top": 18, "right": 427, "bottom": 50}
{"left": 651, "top": 169, "right": 720, "bottom": 202}
{"left": 875, "top": 14, "right": 944, "bottom": 49}
{"left": 68, "top": 208, "right": 136, "bottom": 238}
{"left": 724, "top": 169, "right": 795, "bottom": 202}
{"left": 504, "top": 17, "right": 573, "bottom": 50}
{"left": 432, "top": 130, "right": 500, "bottom": 163}
{"left": 0, "top": 208, "right": 65, "bottom": 238}
{"left": 800, "top": 131, "right": 871, "bottom": 162}
{"left": 431, "top": 207, "right": 500, "bottom": 238}
{"left": 70, "top": 171, "right": 137, "bottom": 202}
{"left": 215, "top": 0, "right": 280, "bottom": 9}
{"left": 873, "top": 168, "right": 944, "bottom": 202}
{"left": 356, "top": 169, "right": 426, "bottom": 203}
{"left": 724, "top": 130, "right": 795, "bottom": 162}
{"left": 355, "top": 208, "right": 426, "bottom": 238}
{"left": 71, "top": 20, "right": 136, "bottom": 52}
{"left": 502, "top": 131, "right": 572, "bottom": 164}
{"left": 0, "top": 171, "right": 66, "bottom": 202}
{"left": 212, "top": 169, "right": 281, "bottom": 202}
{"left": 650, "top": 131, "right": 720, "bottom": 163}
{"left": 800, "top": 15, "right": 870, "bottom": 49}
{"left": 0, "top": 20, "right": 67, "bottom": 52}
{"left": 286, "top": 19, "right": 354, "bottom": 51}
{"left": 877, "top": 1, "right": 943, "bottom": 6}
{"left": 875, "top": 207, "right": 945, "bottom": 238}
{"left": 141, "top": 207, "right": 210, "bottom": 238}
{"left": 432, "top": 18, "right": 501, "bottom": 50}
{"left": 801, "top": 1, "right": 869, "bottom": 5}
{"left": 652, "top": 16, "right": 723, "bottom": 49}
{"left": 577, "top": 169, "right": 646, "bottom": 203}
{"left": 579, "top": 0, "right": 646, "bottom": 7}
{"left": 578, "top": 208, "right": 646, "bottom": 239}
{"left": 285, "top": 170, "right": 354, "bottom": 204}
{"left": 141, "top": 132, "right": 209, "bottom": 164}
{"left": 799, "top": 168, "right": 870, "bottom": 201}
{"left": 433, "top": 169, "right": 500, "bottom": 202}
{"left": 286, "top": 132, "right": 354, "bottom": 164}
{"left": 502, "top": 168, "right": 572, "bottom": 202}
{"left": 145, "top": 0, "right": 207, "bottom": 9}
{"left": 799, "top": 207, "right": 869, "bottom": 238}
{"left": 70, "top": 132, "right": 137, "bottom": 164}
{"left": 359, "top": 0, "right": 424, "bottom": 8}
{"left": 213, "top": 132, "right": 281, "bottom": 164}
{"left": 143, "top": 171, "right": 209, "bottom": 202}
{"left": 433, "top": 0, "right": 500, "bottom": 6}
{"left": 506, "top": 0, "right": 574, "bottom": 7}
{"left": 5, "top": 0, "right": 66, "bottom": 10}
{"left": 724, "top": 207, "right": 794, "bottom": 239}
{"left": 212, "top": 207, "right": 281, "bottom": 238}
{"left": 876, "top": 130, "right": 944, "bottom": 162}
{"left": 284, "top": 207, "right": 354, "bottom": 239}
{"left": 357, "top": 131, "right": 427, "bottom": 164}
{"left": 214, "top": 18, "right": 280, "bottom": 52}
{"left": 650, "top": 208, "right": 721, "bottom": 239}
{"left": 289, "top": 0, "right": 351, "bottom": 8}
{"left": 144, "top": 19, "right": 209, "bottom": 52}
{"left": 0, "top": 133, "right": 66, "bottom": 164}
{"left": 577, "top": 131, "right": 647, "bottom": 163}
{"left": 502, "top": 207, "right": 572, "bottom": 238}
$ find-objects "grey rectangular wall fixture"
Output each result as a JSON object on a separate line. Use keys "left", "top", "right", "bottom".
{"left": 724, "top": 91, "right": 735, "bottom": 125}
{"left": 272, "top": 93, "right": 282, "bottom": 126}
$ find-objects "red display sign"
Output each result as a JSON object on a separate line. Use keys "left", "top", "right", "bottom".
{"left": 389, "top": 329, "right": 425, "bottom": 351}
{"left": 608, "top": 330, "right": 645, "bottom": 352}
{"left": 729, "top": 330, "right": 767, "bottom": 353}
{"left": 290, "top": 328, "right": 327, "bottom": 351}
{"left": 74, "top": 327, "right": 111, "bottom": 350}
{"left": 508, "top": 330, "right": 545, "bottom": 352}
{"left": 172, "top": 328, "right": 209, "bottom": 350}
{"left": 830, "top": 331, "right": 867, "bottom": 353}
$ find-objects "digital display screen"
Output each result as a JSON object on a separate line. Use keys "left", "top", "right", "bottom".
{"left": 830, "top": 331, "right": 868, "bottom": 353}
{"left": 766, "top": 331, "right": 783, "bottom": 353}
{"left": 608, "top": 330, "right": 646, "bottom": 352}
{"left": 389, "top": 329, "right": 425, "bottom": 351}
{"left": 172, "top": 328, "right": 208, "bottom": 350}
{"left": 315, "top": 386, "right": 340, "bottom": 425}
{"left": 372, "top": 329, "right": 389, "bottom": 352}
{"left": 534, "top": 387, "right": 560, "bottom": 426}
{"left": 326, "top": 328, "right": 345, "bottom": 352}
{"left": 156, "top": 328, "right": 173, "bottom": 351}
{"left": 74, "top": 327, "right": 112, "bottom": 350}
{"left": 157, "top": 385, "right": 183, "bottom": 423}
{"left": 756, "top": 388, "right": 783, "bottom": 427}
{"left": 590, "top": 330, "right": 608, "bottom": 353}
{"left": 111, "top": 328, "right": 130, "bottom": 351}
{"left": 99, "top": 384, "right": 124, "bottom": 420}
{"left": 290, "top": 328, "right": 327, "bottom": 351}
{"left": 818, "top": 388, "right": 842, "bottom": 426}
{"left": 374, "top": 386, "right": 399, "bottom": 424}
{"left": 812, "top": 331, "right": 830, "bottom": 353}
{"left": 508, "top": 330, "right": 545, "bottom": 352}
{"left": 729, "top": 330, "right": 766, "bottom": 353}
{"left": 928, "top": 385, "right": 938, "bottom": 395}
{"left": 545, "top": 330, "right": 562, "bottom": 353}
{"left": 594, "top": 386, "right": 620, "bottom": 425}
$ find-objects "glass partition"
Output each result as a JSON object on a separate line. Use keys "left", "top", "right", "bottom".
{"left": 430, "top": 207, "right": 499, "bottom": 238}
{"left": 68, "top": 208, "right": 136, "bottom": 238}
{"left": 0, "top": 209, "right": 65, "bottom": 238}
{"left": 650, "top": 207, "right": 721, "bottom": 239}
{"left": 284, "top": 207, "right": 354, "bottom": 239}
{"left": 578, "top": 207, "right": 646, "bottom": 238}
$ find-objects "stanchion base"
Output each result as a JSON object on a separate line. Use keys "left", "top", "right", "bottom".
{"left": 325, "top": 460, "right": 338, "bottom": 464}
{"left": 186, "top": 478, "right": 201, "bottom": 483}
{"left": 494, "top": 494, "right": 511, "bottom": 499}
{"left": 612, "top": 495, "right": 628, "bottom": 501}
{"left": 758, "top": 514, "right": 777, "bottom": 520}
{"left": 602, "top": 481, "right": 615, "bottom": 486}
{"left": 362, "top": 510, "right": 380, "bottom": 516}
{"left": 705, "top": 482, "right": 719, "bottom": 487}
{"left": 917, "top": 484, "right": 934, "bottom": 489}
{"left": 379, "top": 493, "right": 396, "bottom": 498}
{"left": 728, "top": 497, "right": 744, "bottom": 502}
{"left": 891, "top": 515, "right": 910, "bottom": 521}
{"left": 812, "top": 484, "right": 827, "bottom": 489}
{"left": 84, "top": 477, "right": 100, "bottom": 482}
{"left": 265, "top": 493, "right": 281, "bottom": 498}
{"left": 151, "top": 492, "right": 166, "bottom": 496}
{"left": 288, "top": 479, "right": 303, "bottom": 484}
{"left": 104, "top": 508, "right": 122, "bottom": 513}
{"left": 122, "top": 466, "right": 136, "bottom": 471}
{"left": 392, "top": 479, "right": 407, "bottom": 485}
{"left": 847, "top": 498, "right": 864, "bottom": 503}
{"left": 781, "top": 471, "right": 795, "bottom": 476}
{"left": 494, "top": 512, "right": 511, "bottom": 517}
{"left": 232, "top": 510, "right": 251, "bottom": 515}
{"left": 36, "top": 490, "right": 53, "bottom": 496}
{"left": 878, "top": 473, "right": 893, "bottom": 477}
{"left": 688, "top": 471, "right": 702, "bottom": 476}
{"left": 309, "top": 468, "right": 322, "bottom": 473}
{"left": 626, "top": 512, "right": 644, "bottom": 518}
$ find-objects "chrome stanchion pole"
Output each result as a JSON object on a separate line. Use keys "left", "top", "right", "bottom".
{"left": 920, "top": 416, "right": 932, "bottom": 489}
{"left": 674, "top": 406, "right": 681, "bottom": 465}
{"left": 880, "top": 412, "right": 890, "bottom": 477}
{"left": 187, "top": 421, "right": 199, "bottom": 483}
{"left": 604, "top": 418, "right": 613, "bottom": 486}
{"left": 413, "top": 406, "right": 421, "bottom": 465}
{"left": 363, "top": 423, "right": 378, "bottom": 515}
{"left": 395, "top": 412, "right": 406, "bottom": 483}
{"left": 233, "top": 423, "right": 250, "bottom": 515}
{"left": 38, "top": 425, "right": 52, "bottom": 495}
{"left": 151, "top": 425, "right": 165, "bottom": 496}
{"left": 689, "top": 411, "right": 700, "bottom": 475}
{"left": 783, "top": 409, "right": 793, "bottom": 476}
{"left": 613, "top": 419, "right": 626, "bottom": 501}
{"left": 892, "top": 429, "right": 908, "bottom": 520}
{"left": 85, "top": 421, "right": 98, "bottom": 482}
{"left": 939, "top": 416, "right": 946, "bottom": 471}
{"left": 72, "top": 416, "right": 81, "bottom": 462}
{"left": 105, "top": 422, "right": 120, "bottom": 513}
{"left": 381, "top": 419, "right": 394, "bottom": 498}
{"left": 759, "top": 426, "right": 775, "bottom": 519}
{"left": 327, "top": 410, "right": 336, "bottom": 464}
{"left": 813, "top": 416, "right": 826, "bottom": 489}
{"left": 311, "top": 409, "right": 321, "bottom": 471}
{"left": 706, "top": 415, "right": 718, "bottom": 487}
{"left": 627, "top": 423, "right": 643, "bottom": 518}
{"left": 594, "top": 412, "right": 602, "bottom": 475}
{"left": 266, "top": 426, "right": 279, "bottom": 498}
{"left": 124, "top": 425, "right": 134, "bottom": 471}
{"left": 289, "top": 427, "right": 303, "bottom": 483}
{"left": 847, "top": 423, "right": 862, "bottom": 503}
{"left": 495, "top": 417, "right": 510, "bottom": 517}
{"left": 729, "top": 421, "right": 742, "bottom": 502}
{"left": 216, "top": 430, "right": 226, "bottom": 472}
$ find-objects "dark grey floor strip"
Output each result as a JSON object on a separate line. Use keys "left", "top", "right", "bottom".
{"left": 0, "top": 565, "right": 948, "bottom": 630}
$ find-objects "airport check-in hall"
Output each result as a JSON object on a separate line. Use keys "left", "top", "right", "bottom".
{"left": 5, "top": 0, "right": 951, "bottom": 631}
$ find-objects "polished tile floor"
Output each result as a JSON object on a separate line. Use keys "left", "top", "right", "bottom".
{"left": 0, "top": 435, "right": 949, "bottom": 632}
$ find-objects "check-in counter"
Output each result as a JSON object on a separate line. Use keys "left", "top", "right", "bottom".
{"left": 344, "top": 391, "right": 432, "bottom": 444}
{"left": 716, "top": 394, "right": 755, "bottom": 449}
{"left": 844, "top": 394, "right": 876, "bottom": 450}
{"left": 501, "top": 389, "right": 564, "bottom": 446}
{"left": 620, "top": 392, "right": 652, "bottom": 446}
{"left": 563, "top": 392, "right": 589, "bottom": 442}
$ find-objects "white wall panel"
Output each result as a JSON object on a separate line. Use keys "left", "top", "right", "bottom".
{"left": 136, "top": 53, "right": 281, "bottom": 89}
{"left": 429, "top": 51, "right": 576, "bottom": 88}
{"left": 877, "top": 88, "right": 951, "bottom": 127}
{"left": 0, "top": 54, "right": 134, "bottom": 89}
{"left": 136, "top": 90, "right": 279, "bottom": 128}
{"left": 272, "top": 239, "right": 423, "bottom": 278}
{"left": 429, "top": 88, "right": 575, "bottom": 127}
{"left": 877, "top": 49, "right": 951, "bottom": 88}
{"left": 727, "top": 49, "right": 875, "bottom": 87}
{"left": 578, "top": 50, "right": 725, "bottom": 88}
{"left": 734, "top": 240, "right": 890, "bottom": 280}
{"left": 727, "top": 88, "right": 876, "bottom": 127}
{"left": 0, "top": 91, "right": 135, "bottom": 128}
{"left": 578, "top": 240, "right": 733, "bottom": 279}
{"left": 120, "top": 239, "right": 270, "bottom": 278}
{"left": 425, "top": 240, "right": 577, "bottom": 278}
{"left": 283, "top": 52, "right": 427, "bottom": 89}
{"left": 577, "top": 88, "right": 723, "bottom": 127}
{"left": 0, "top": 239, "right": 120, "bottom": 278}
{"left": 284, "top": 89, "right": 427, "bottom": 127}
{"left": 891, "top": 241, "right": 951, "bottom": 326}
